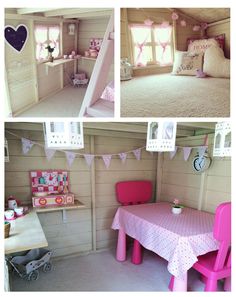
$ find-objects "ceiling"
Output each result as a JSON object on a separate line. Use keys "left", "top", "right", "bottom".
{"left": 6, "top": 8, "right": 112, "bottom": 20}
{"left": 5, "top": 122, "right": 216, "bottom": 139}
{"left": 176, "top": 8, "right": 230, "bottom": 23}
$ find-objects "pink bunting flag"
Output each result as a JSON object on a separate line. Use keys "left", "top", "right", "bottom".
{"left": 198, "top": 146, "right": 207, "bottom": 159}
{"left": 102, "top": 155, "right": 112, "bottom": 169}
{"left": 119, "top": 152, "right": 127, "bottom": 163}
{"left": 169, "top": 146, "right": 178, "bottom": 159}
{"left": 84, "top": 154, "right": 94, "bottom": 167}
{"left": 133, "top": 148, "right": 141, "bottom": 160}
{"left": 65, "top": 151, "right": 76, "bottom": 167}
{"left": 21, "top": 138, "right": 34, "bottom": 155}
{"left": 44, "top": 147, "right": 56, "bottom": 161}
{"left": 183, "top": 147, "right": 192, "bottom": 161}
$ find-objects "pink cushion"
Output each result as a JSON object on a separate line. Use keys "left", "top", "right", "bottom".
{"left": 101, "top": 81, "right": 114, "bottom": 102}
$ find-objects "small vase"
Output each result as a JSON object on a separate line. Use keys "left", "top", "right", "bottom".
{"left": 172, "top": 207, "right": 182, "bottom": 215}
{"left": 49, "top": 54, "right": 54, "bottom": 62}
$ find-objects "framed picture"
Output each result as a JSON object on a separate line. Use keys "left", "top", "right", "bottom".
{"left": 146, "top": 121, "right": 177, "bottom": 152}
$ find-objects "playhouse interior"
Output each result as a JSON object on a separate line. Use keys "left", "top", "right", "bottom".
{"left": 120, "top": 8, "right": 230, "bottom": 117}
{"left": 5, "top": 8, "right": 114, "bottom": 118}
{"left": 4, "top": 121, "right": 231, "bottom": 292}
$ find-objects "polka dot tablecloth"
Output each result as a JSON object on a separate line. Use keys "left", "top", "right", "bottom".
{"left": 112, "top": 202, "right": 219, "bottom": 278}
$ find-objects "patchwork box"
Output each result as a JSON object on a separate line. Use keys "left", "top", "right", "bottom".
{"left": 30, "top": 170, "right": 75, "bottom": 207}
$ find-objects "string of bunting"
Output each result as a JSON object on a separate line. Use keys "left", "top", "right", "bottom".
{"left": 6, "top": 130, "right": 208, "bottom": 168}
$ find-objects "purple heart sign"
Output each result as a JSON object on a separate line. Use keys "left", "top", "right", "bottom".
{"left": 5, "top": 24, "right": 28, "bottom": 53}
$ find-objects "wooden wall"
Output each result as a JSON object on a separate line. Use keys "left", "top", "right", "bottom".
{"left": 5, "top": 127, "right": 157, "bottom": 257}
{"left": 207, "top": 19, "right": 230, "bottom": 58}
{"left": 159, "top": 134, "right": 231, "bottom": 213}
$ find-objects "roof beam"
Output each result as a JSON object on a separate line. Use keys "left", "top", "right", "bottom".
{"left": 17, "top": 8, "right": 54, "bottom": 15}
{"left": 62, "top": 10, "right": 112, "bottom": 19}
{"left": 178, "top": 122, "right": 216, "bottom": 130}
{"left": 44, "top": 8, "right": 111, "bottom": 18}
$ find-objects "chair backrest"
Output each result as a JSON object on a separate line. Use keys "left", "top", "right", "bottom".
{"left": 116, "top": 180, "right": 152, "bottom": 206}
{"left": 213, "top": 202, "right": 231, "bottom": 271}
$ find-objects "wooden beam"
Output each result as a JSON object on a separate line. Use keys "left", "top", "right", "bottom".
{"left": 207, "top": 18, "right": 230, "bottom": 27}
{"left": 178, "top": 122, "right": 216, "bottom": 130}
{"left": 90, "top": 136, "right": 96, "bottom": 252}
{"left": 44, "top": 8, "right": 112, "bottom": 18}
{"left": 63, "top": 11, "right": 112, "bottom": 19}
{"left": 17, "top": 8, "right": 54, "bottom": 15}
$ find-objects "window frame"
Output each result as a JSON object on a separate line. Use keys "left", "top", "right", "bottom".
{"left": 34, "top": 22, "right": 61, "bottom": 64}
{"left": 129, "top": 23, "right": 174, "bottom": 67}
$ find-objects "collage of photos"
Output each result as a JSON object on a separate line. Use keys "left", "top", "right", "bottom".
{"left": 3, "top": 4, "right": 232, "bottom": 294}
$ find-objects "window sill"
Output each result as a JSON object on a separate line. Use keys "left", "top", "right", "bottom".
{"left": 133, "top": 64, "right": 173, "bottom": 70}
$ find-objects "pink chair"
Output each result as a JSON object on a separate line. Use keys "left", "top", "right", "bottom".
{"left": 115, "top": 180, "right": 152, "bottom": 265}
{"left": 169, "top": 202, "right": 231, "bottom": 292}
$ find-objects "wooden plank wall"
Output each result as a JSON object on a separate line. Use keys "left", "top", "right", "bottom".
{"left": 5, "top": 128, "right": 157, "bottom": 256}
{"left": 77, "top": 18, "right": 114, "bottom": 81}
{"left": 207, "top": 20, "right": 230, "bottom": 58}
{"left": 5, "top": 19, "right": 37, "bottom": 113}
{"left": 159, "top": 134, "right": 231, "bottom": 213}
{"left": 120, "top": 8, "right": 201, "bottom": 76}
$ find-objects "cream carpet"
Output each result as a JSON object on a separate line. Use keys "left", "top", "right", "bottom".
{"left": 121, "top": 74, "right": 230, "bottom": 117}
{"left": 17, "top": 86, "right": 87, "bottom": 117}
{"left": 10, "top": 249, "right": 224, "bottom": 292}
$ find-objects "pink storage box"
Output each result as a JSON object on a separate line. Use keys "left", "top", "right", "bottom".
{"left": 32, "top": 193, "right": 74, "bottom": 207}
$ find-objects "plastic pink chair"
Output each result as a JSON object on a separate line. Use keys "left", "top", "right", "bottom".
{"left": 169, "top": 202, "right": 231, "bottom": 292}
{"left": 115, "top": 180, "right": 152, "bottom": 265}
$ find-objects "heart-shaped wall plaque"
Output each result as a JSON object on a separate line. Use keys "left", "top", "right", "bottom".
{"left": 5, "top": 24, "right": 28, "bottom": 53}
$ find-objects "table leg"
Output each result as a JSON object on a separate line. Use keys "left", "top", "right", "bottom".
{"left": 172, "top": 273, "right": 188, "bottom": 292}
{"left": 116, "top": 228, "right": 126, "bottom": 261}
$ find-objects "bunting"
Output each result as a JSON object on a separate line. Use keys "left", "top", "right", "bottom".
{"left": 65, "top": 151, "right": 76, "bottom": 167}
{"left": 44, "top": 147, "right": 56, "bottom": 161}
{"left": 102, "top": 155, "right": 112, "bottom": 169}
{"left": 22, "top": 138, "right": 34, "bottom": 155}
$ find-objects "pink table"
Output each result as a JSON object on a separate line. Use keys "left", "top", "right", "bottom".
{"left": 112, "top": 202, "right": 219, "bottom": 291}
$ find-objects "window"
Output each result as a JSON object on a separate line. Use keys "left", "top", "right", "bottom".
{"left": 34, "top": 24, "right": 60, "bottom": 61}
{"left": 130, "top": 24, "right": 173, "bottom": 67}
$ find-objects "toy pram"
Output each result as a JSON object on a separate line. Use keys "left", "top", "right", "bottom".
{"left": 6, "top": 248, "right": 52, "bottom": 281}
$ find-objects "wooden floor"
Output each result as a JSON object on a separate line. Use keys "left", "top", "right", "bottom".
{"left": 17, "top": 86, "right": 87, "bottom": 117}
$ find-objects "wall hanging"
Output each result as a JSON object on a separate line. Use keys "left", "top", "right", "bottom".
{"left": 213, "top": 122, "right": 231, "bottom": 157}
{"left": 44, "top": 122, "right": 84, "bottom": 150}
{"left": 146, "top": 121, "right": 177, "bottom": 152}
{"left": 5, "top": 24, "right": 28, "bottom": 53}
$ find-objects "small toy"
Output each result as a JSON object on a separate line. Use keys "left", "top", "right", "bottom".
{"left": 6, "top": 248, "right": 52, "bottom": 281}
{"left": 196, "top": 69, "right": 207, "bottom": 78}
{"left": 72, "top": 72, "right": 89, "bottom": 87}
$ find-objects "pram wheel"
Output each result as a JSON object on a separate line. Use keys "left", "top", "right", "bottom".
{"left": 28, "top": 270, "right": 39, "bottom": 281}
{"left": 43, "top": 262, "right": 52, "bottom": 272}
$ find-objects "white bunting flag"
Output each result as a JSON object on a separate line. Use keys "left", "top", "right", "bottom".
{"left": 133, "top": 148, "right": 141, "bottom": 160}
{"left": 169, "top": 146, "right": 178, "bottom": 159}
{"left": 84, "top": 154, "right": 94, "bottom": 167}
{"left": 183, "top": 147, "right": 192, "bottom": 161}
{"left": 22, "top": 138, "right": 34, "bottom": 155}
{"left": 102, "top": 155, "right": 112, "bottom": 169}
{"left": 44, "top": 147, "right": 56, "bottom": 161}
{"left": 65, "top": 151, "right": 76, "bottom": 167}
{"left": 119, "top": 152, "right": 127, "bottom": 163}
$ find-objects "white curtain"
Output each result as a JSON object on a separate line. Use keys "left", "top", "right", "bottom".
{"left": 154, "top": 25, "right": 173, "bottom": 65}
{"left": 34, "top": 25, "right": 48, "bottom": 61}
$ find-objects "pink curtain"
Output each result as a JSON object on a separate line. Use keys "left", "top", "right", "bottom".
{"left": 34, "top": 25, "right": 48, "bottom": 61}
{"left": 130, "top": 24, "right": 151, "bottom": 67}
{"left": 154, "top": 25, "right": 173, "bottom": 65}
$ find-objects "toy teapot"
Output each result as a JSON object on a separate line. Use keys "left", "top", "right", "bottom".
{"left": 8, "top": 196, "right": 18, "bottom": 209}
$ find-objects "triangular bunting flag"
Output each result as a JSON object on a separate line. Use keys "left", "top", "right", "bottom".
{"left": 119, "top": 152, "right": 127, "bottom": 163}
{"left": 183, "top": 147, "right": 192, "bottom": 161}
{"left": 133, "top": 148, "right": 141, "bottom": 160}
{"left": 65, "top": 151, "right": 76, "bottom": 167}
{"left": 44, "top": 147, "right": 56, "bottom": 161}
{"left": 102, "top": 155, "right": 112, "bottom": 169}
{"left": 84, "top": 154, "right": 94, "bottom": 167}
{"left": 22, "top": 138, "right": 34, "bottom": 155}
{"left": 169, "top": 146, "right": 178, "bottom": 159}
{"left": 198, "top": 146, "right": 207, "bottom": 159}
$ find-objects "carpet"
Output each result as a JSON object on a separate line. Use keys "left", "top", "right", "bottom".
{"left": 121, "top": 74, "right": 230, "bottom": 117}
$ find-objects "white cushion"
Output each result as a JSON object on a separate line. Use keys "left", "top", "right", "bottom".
{"left": 172, "top": 51, "right": 203, "bottom": 76}
{"left": 188, "top": 38, "right": 219, "bottom": 54}
{"left": 203, "top": 46, "right": 230, "bottom": 78}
